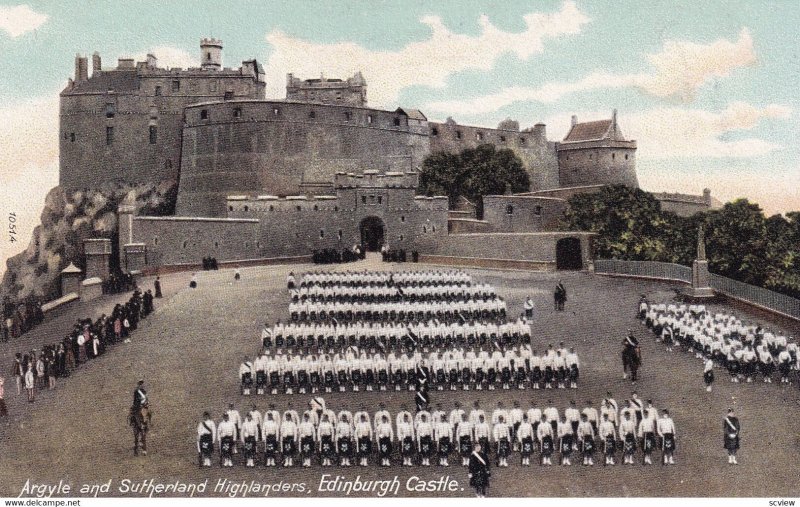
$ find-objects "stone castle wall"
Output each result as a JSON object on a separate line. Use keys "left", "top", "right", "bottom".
{"left": 481, "top": 195, "right": 568, "bottom": 233}
{"left": 557, "top": 140, "right": 638, "bottom": 188}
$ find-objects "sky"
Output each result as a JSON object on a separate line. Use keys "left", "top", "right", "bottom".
{"left": 1, "top": 0, "right": 798, "bottom": 268}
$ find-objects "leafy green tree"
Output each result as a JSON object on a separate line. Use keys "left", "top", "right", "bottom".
{"left": 419, "top": 144, "right": 529, "bottom": 215}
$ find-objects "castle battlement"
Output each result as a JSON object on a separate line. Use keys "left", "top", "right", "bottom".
{"left": 334, "top": 171, "right": 419, "bottom": 189}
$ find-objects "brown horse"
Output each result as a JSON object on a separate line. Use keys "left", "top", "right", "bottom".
{"left": 129, "top": 404, "right": 152, "bottom": 456}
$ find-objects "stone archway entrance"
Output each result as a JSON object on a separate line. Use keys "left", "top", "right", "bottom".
{"left": 359, "top": 216, "right": 385, "bottom": 252}
{"left": 556, "top": 237, "right": 582, "bottom": 270}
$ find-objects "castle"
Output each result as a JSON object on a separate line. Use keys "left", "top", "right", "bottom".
{"left": 58, "top": 39, "right": 713, "bottom": 276}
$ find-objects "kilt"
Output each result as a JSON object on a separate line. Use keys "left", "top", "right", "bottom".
{"left": 420, "top": 435, "right": 433, "bottom": 457}
{"left": 298, "top": 370, "right": 309, "bottom": 387}
{"left": 352, "top": 369, "right": 362, "bottom": 385}
{"left": 301, "top": 436, "right": 315, "bottom": 456}
{"left": 338, "top": 437, "right": 353, "bottom": 456}
{"left": 199, "top": 434, "right": 213, "bottom": 457}
{"left": 220, "top": 436, "right": 234, "bottom": 458}
{"left": 604, "top": 435, "right": 616, "bottom": 455}
{"left": 643, "top": 432, "right": 656, "bottom": 453}
{"left": 264, "top": 435, "right": 278, "bottom": 457}
{"left": 436, "top": 370, "right": 446, "bottom": 384}
{"left": 449, "top": 369, "right": 459, "bottom": 384}
{"left": 541, "top": 435, "right": 554, "bottom": 457}
{"left": 459, "top": 436, "right": 473, "bottom": 456}
{"left": 462, "top": 368, "right": 472, "bottom": 384}
{"left": 487, "top": 368, "right": 497, "bottom": 384}
{"left": 282, "top": 436, "right": 296, "bottom": 456}
{"left": 662, "top": 433, "right": 675, "bottom": 452}
{"left": 269, "top": 372, "right": 280, "bottom": 387}
{"left": 520, "top": 436, "right": 534, "bottom": 457}
{"left": 392, "top": 370, "right": 404, "bottom": 384}
{"left": 728, "top": 360, "right": 740, "bottom": 375}
{"left": 321, "top": 436, "right": 335, "bottom": 458}
{"left": 324, "top": 371, "right": 335, "bottom": 386}
{"left": 475, "top": 369, "right": 485, "bottom": 384}
{"left": 365, "top": 370, "right": 375, "bottom": 385}
{"left": 379, "top": 437, "right": 392, "bottom": 457}
{"left": 501, "top": 367, "right": 511, "bottom": 383}
{"left": 438, "top": 437, "right": 452, "bottom": 456}
{"left": 704, "top": 369, "right": 714, "bottom": 385}
{"left": 378, "top": 370, "right": 389, "bottom": 385}
{"left": 243, "top": 436, "right": 257, "bottom": 458}
{"left": 497, "top": 437, "right": 511, "bottom": 457}
{"left": 560, "top": 434, "right": 574, "bottom": 455}
{"left": 724, "top": 433, "right": 739, "bottom": 451}
{"left": 357, "top": 436, "right": 372, "bottom": 457}
{"left": 623, "top": 434, "right": 637, "bottom": 455}
{"left": 401, "top": 436, "right": 415, "bottom": 457}
{"left": 310, "top": 371, "right": 320, "bottom": 386}
{"left": 531, "top": 367, "right": 541, "bottom": 383}
{"left": 581, "top": 437, "right": 595, "bottom": 455}
{"left": 569, "top": 365, "right": 579, "bottom": 381}
{"left": 338, "top": 371, "right": 348, "bottom": 385}
{"left": 282, "top": 371, "right": 294, "bottom": 386}
{"left": 256, "top": 371, "right": 266, "bottom": 388}
{"left": 544, "top": 367, "right": 554, "bottom": 383}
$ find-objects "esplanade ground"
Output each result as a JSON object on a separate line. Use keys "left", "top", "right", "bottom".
{"left": 1, "top": 258, "right": 798, "bottom": 497}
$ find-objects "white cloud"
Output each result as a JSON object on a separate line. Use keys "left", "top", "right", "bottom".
{"left": 0, "top": 94, "right": 60, "bottom": 270}
{"left": 264, "top": 1, "right": 590, "bottom": 107}
{"left": 425, "top": 28, "right": 757, "bottom": 114}
{"left": 0, "top": 4, "right": 47, "bottom": 38}
{"left": 543, "top": 102, "right": 791, "bottom": 160}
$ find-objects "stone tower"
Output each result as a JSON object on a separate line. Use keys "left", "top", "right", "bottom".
{"left": 200, "top": 37, "right": 223, "bottom": 70}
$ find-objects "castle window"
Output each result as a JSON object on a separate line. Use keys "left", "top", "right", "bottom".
{"left": 506, "top": 204, "right": 514, "bottom": 215}
{"left": 377, "top": 196, "right": 383, "bottom": 204}
{"left": 455, "top": 130, "right": 462, "bottom": 139}
{"left": 400, "top": 215, "right": 405, "bottom": 222}
{"left": 256, "top": 241, "right": 260, "bottom": 249}
{"left": 172, "top": 80, "right": 180, "bottom": 92}
{"left": 319, "top": 230, "right": 325, "bottom": 239}
{"left": 244, "top": 205, "right": 249, "bottom": 212}
{"left": 105, "top": 103, "right": 115, "bottom": 118}
{"left": 153, "top": 237, "right": 158, "bottom": 246}
{"left": 200, "top": 109, "right": 208, "bottom": 120}
{"left": 566, "top": 155, "right": 570, "bottom": 160}
{"left": 431, "top": 127, "right": 438, "bottom": 136}
{"left": 155, "top": 86, "right": 162, "bottom": 96}
{"left": 149, "top": 126, "right": 157, "bottom": 144}
{"left": 534, "top": 206, "right": 542, "bottom": 216}
{"left": 245, "top": 242, "right": 249, "bottom": 248}
{"left": 70, "top": 133, "right": 75, "bottom": 143}
{"left": 519, "top": 137, "right": 526, "bottom": 145}
{"left": 423, "top": 226, "right": 427, "bottom": 233}
{"left": 106, "top": 126, "right": 114, "bottom": 145}
{"left": 309, "top": 111, "right": 316, "bottom": 119}
{"left": 361, "top": 196, "right": 367, "bottom": 204}
{"left": 476, "top": 132, "right": 483, "bottom": 141}
{"left": 625, "top": 154, "right": 629, "bottom": 160}
{"left": 393, "top": 117, "right": 401, "bottom": 127}
{"left": 367, "top": 115, "right": 373, "bottom": 124}
{"left": 432, "top": 225, "right": 436, "bottom": 232}
{"left": 214, "top": 241, "right": 219, "bottom": 248}
{"left": 338, "top": 230, "right": 342, "bottom": 239}
{"left": 399, "top": 235, "right": 404, "bottom": 241}
{"left": 334, "top": 206, "right": 339, "bottom": 212}
{"left": 344, "top": 111, "right": 351, "bottom": 121}
{"left": 296, "top": 205, "right": 301, "bottom": 211}
{"left": 229, "top": 206, "right": 233, "bottom": 212}
{"left": 182, "top": 240, "right": 187, "bottom": 249}
{"left": 233, "top": 107, "right": 242, "bottom": 118}
{"left": 224, "top": 91, "right": 234, "bottom": 100}
{"left": 269, "top": 205, "right": 274, "bottom": 211}
{"left": 313, "top": 205, "right": 319, "bottom": 211}
{"left": 612, "top": 152, "right": 616, "bottom": 160}
{"left": 588, "top": 153, "right": 592, "bottom": 160}
{"left": 209, "top": 81, "right": 217, "bottom": 92}
{"left": 206, "top": 52, "right": 211, "bottom": 61}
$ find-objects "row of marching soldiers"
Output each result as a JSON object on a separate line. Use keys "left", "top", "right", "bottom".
{"left": 239, "top": 345, "right": 580, "bottom": 395}
{"left": 196, "top": 397, "right": 677, "bottom": 468}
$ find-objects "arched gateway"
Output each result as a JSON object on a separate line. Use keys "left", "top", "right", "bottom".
{"left": 359, "top": 216, "right": 385, "bottom": 252}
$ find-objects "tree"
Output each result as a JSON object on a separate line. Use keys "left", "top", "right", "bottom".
{"left": 419, "top": 144, "right": 530, "bottom": 216}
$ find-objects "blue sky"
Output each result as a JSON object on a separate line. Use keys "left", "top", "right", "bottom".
{"left": 1, "top": 0, "right": 798, "bottom": 264}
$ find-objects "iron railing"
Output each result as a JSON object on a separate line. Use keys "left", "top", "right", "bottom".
{"left": 593, "top": 259, "right": 692, "bottom": 283}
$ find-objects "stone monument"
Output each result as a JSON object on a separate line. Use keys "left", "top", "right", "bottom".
{"left": 685, "top": 225, "right": 715, "bottom": 299}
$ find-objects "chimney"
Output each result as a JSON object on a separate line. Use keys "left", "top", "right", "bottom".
{"left": 146, "top": 53, "right": 157, "bottom": 69}
{"left": 571, "top": 115, "right": 577, "bottom": 127}
{"left": 92, "top": 52, "right": 101, "bottom": 74}
{"left": 74, "top": 54, "right": 88, "bottom": 82}
{"left": 703, "top": 188, "right": 711, "bottom": 205}
{"left": 612, "top": 108, "right": 618, "bottom": 126}
{"left": 532, "top": 123, "right": 546, "bottom": 143}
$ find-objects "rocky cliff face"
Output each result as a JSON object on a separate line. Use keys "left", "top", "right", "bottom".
{"left": 1, "top": 180, "right": 177, "bottom": 301}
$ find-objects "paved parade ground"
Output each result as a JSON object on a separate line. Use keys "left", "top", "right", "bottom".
{"left": 1, "top": 257, "right": 799, "bottom": 498}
